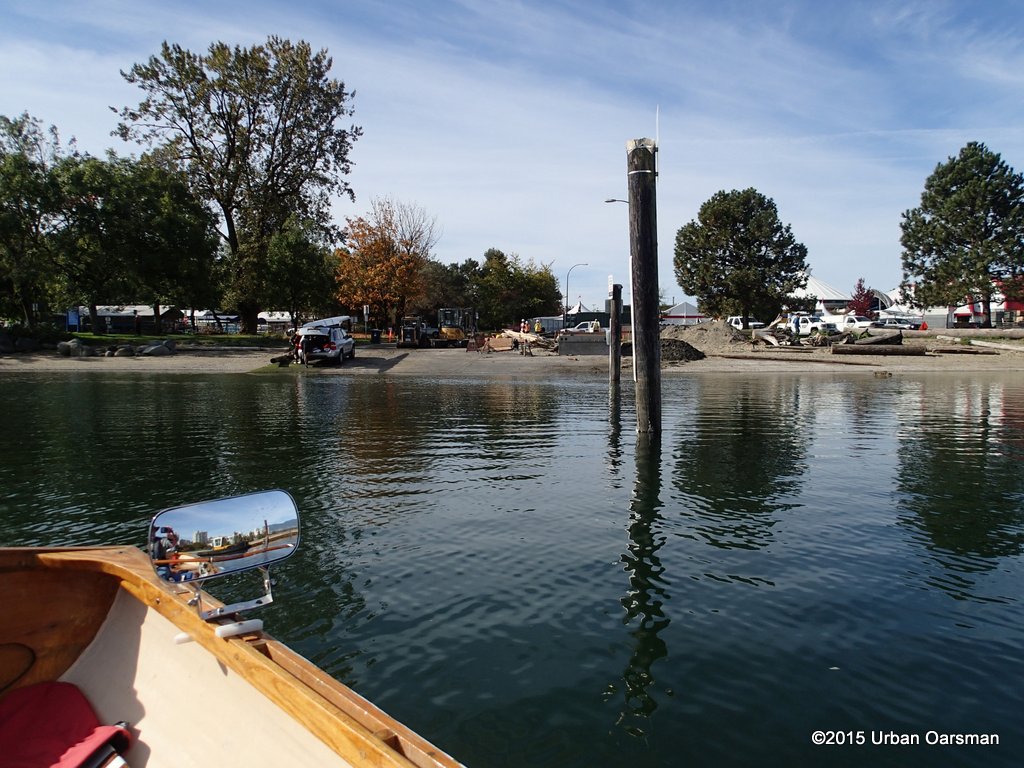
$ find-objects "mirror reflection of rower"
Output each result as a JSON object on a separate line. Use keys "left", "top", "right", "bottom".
{"left": 148, "top": 490, "right": 300, "bottom": 630}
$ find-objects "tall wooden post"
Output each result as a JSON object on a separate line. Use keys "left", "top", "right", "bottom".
{"left": 609, "top": 283, "right": 623, "bottom": 393}
{"left": 627, "top": 138, "right": 661, "bottom": 434}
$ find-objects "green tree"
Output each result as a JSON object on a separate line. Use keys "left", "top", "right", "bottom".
{"left": 131, "top": 160, "right": 220, "bottom": 331}
{"left": 474, "top": 248, "right": 560, "bottom": 329}
{"left": 0, "top": 113, "right": 64, "bottom": 325}
{"left": 413, "top": 258, "right": 479, "bottom": 321}
{"left": 266, "top": 216, "right": 337, "bottom": 328}
{"left": 50, "top": 155, "right": 138, "bottom": 331}
{"left": 523, "top": 260, "right": 562, "bottom": 319}
{"left": 50, "top": 154, "right": 218, "bottom": 333}
{"left": 115, "top": 36, "right": 362, "bottom": 332}
{"left": 673, "top": 188, "right": 808, "bottom": 327}
{"left": 900, "top": 142, "right": 1024, "bottom": 326}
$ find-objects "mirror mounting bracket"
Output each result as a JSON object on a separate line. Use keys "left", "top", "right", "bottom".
{"left": 192, "top": 566, "right": 276, "bottom": 621}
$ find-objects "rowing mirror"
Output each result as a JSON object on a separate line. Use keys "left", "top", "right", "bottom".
{"left": 149, "top": 489, "right": 300, "bottom": 584}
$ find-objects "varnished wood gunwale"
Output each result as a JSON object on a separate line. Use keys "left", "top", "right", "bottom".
{"left": 0, "top": 546, "right": 464, "bottom": 768}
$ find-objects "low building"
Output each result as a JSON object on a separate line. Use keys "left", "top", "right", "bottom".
{"left": 950, "top": 297, "right": 1024, "bottom": 327}
{"left": 258, "top": 311, "right": 293, "bottom": 335}
{"left": 80, "top": 305, "right": 185, "bottom": 334}
{"left": 895, "top": 284, "right": 1024, "bottom": 328}
{"left": 661, "top": 301, "right": 706, "bottom": 325}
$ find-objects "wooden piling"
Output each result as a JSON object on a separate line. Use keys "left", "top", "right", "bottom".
{"left": 627, "top": 139, "right": 661, "bottom": 434}
{"left": 609, "top": 283, "right": 623, "bottom": 393}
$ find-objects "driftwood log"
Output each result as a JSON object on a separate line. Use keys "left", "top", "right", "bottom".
{"left": 968, "top": 339, "right": 1024, "bottom": 353}
{"left": 831, "top": 345, "right": 926, "bottom": 356}
{"left": 752, "top": 330, "right": 780, "bottom": 347}
{"left": 854, "top": 331, "right": 903, "bottom": 345}
{"left": 931, "top": 347, "right": 998, "bottom": 355}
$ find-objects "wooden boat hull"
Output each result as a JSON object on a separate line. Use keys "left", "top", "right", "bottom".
{"left": 0, "top": 546, "right": 462, "bottom": 768}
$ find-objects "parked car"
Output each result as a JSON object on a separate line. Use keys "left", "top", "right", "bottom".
{"left": 295, "top": 323, "right": 356, "bottom": 364}
{"left": 726, "top": 316, "right": 766, "bottom": 330}
{"left": 872, "top": 318, "right": 920, "bottom": 330}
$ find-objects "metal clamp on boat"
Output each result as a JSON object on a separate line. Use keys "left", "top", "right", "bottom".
{"left": 149, "top": 489, "right": 300, "bottom": 629}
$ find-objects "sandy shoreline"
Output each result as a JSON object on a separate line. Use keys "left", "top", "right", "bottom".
{"left": 3, "top": 335, "right": 1024, "bottom": 377}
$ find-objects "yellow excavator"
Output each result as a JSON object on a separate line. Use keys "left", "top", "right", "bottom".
{"left": 433, "top": 308, "right": 476, "bottom": 348}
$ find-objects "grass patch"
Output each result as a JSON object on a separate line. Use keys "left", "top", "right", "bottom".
{"left": 72, "top": 332, "right": 290, "bottom": 349}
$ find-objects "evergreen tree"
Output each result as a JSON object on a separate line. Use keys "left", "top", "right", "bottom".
{"left": 900, "top": 142, "right": 1024, "bottom": 326}
{"left": 674, "top": 188, "right": 808, "bottom": 326}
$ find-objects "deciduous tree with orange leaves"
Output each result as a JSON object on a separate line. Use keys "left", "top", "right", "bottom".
{"left": 334, "top": 198, "right": 438, "bottom": 326}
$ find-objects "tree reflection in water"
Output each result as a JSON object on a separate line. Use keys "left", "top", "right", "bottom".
{"left": 896, "top": 379, "right": 1024, "bottom": 598}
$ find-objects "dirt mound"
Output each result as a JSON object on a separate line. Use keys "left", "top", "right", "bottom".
{"left": 661, "top": 338, "right": 705, "bottom": 362}
{"left": 660, "top": 320, "right": 748, "bottom": 356}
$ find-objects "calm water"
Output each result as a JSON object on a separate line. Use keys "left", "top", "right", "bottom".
{"left": 2, "top": 369, "right": 1024, "bottom": 767}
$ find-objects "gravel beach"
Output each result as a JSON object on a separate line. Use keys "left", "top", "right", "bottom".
{"left": 3, "top": 323, "right": 1024, "bottom": 377}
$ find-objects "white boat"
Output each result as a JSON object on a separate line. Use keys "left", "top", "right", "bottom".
{"left": 0, "top": 490, "right": 463, "bottom": 768}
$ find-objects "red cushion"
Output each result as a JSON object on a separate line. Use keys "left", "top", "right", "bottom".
{"left": 0, "top": 681, "right": 130, "bottom": 767}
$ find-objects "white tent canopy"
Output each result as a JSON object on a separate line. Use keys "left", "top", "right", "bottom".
{"left": 791, "top": 275, "right": 850, "bottom": 302}
{"left": 566, "top": 301, "right": 593, "bottom": 315}
{"left": 880, "top": 288, "right": 921, "bottom": 318}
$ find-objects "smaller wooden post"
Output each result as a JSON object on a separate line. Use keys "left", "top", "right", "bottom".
{"left": 609, "top": 283, "right": 623, "bottom": 393}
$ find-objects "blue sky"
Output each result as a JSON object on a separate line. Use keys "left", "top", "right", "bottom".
{"left": 3, "top": 0, "right": 1023, "bottom": 309}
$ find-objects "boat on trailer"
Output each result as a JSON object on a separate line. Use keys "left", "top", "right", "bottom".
{"left": 0, "top": 490, "right": 463, "bottom": 768}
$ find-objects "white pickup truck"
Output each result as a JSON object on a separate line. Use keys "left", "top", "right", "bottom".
{"left": 824, "top": 314, "right": 874, "bottom": 331}
{"left": 726, "top": 316, "right": 765, "bottom": 330}
{"left": 561, "top": 320, "right": 602, "bottom": 334}
{"left": 789, "top": 314, "right": 837, "bottom": 336}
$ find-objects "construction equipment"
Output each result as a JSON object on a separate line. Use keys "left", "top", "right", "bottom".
{"left": 433, "top": 307, "right": 476, "bottom": 348}
{"left": 397, "top": 316, "right": 430, "bottom": 348}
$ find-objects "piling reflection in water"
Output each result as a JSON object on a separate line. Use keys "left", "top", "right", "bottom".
{"left": 613, "top": 433, "right": 669, "bottom": 736}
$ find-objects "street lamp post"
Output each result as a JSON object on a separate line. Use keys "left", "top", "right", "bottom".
{"left": 564, "top": 263, "right": 587, "bottom": 329}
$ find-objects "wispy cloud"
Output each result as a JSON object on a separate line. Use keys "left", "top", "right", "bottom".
{"left": 2, "top": 0, "right": 1023, "bottom": 304}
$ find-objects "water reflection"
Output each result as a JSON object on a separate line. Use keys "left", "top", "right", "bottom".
{"left": 4, "top": 371, "right": 1024, "bottom": 768}
{"left": 610, "top": 434, "right": 670, "bottom": 737}
{"left": 668, "top": 377, "right": 805, "bottom": 551}
{"left": 895, "top": 378, "right": 1024, "bottom": 599}
{"left": 606, "top": 389, "right": 624, "bottom": 481}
